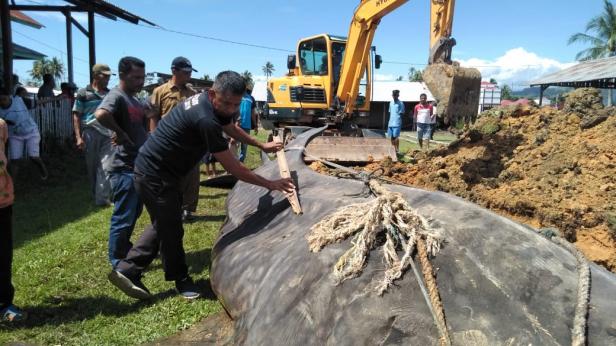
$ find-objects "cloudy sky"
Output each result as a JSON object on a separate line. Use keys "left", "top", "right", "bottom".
{"left": 10, "top": 0, "right": 605, "bottom": 89}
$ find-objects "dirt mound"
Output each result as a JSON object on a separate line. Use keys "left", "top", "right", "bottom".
{"left": 316, "top": 88, "right": 616, "bottom": 271}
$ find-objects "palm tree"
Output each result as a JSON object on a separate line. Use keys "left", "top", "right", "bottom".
{"left": 407, "top": 67, "right": 423, "bottom": 82}
{"left": 202, "top": 74, "right": 212, "bottom": 82}
{"left": 568, "top": 0, "right": 616, "bottom": 60}
{"left": 29, "top": 57, "right": 65, "bottom": 85}
{"left": 241, "top": 70, "right": 254, "bottom": 85}
{"left": 568, "top": 0, "right": 616, "bottom": 104}
{"left": 262, "top": 62, "right": 275, "bottom": 81}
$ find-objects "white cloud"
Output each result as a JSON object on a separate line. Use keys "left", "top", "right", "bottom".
{"left": 457, "top": 47, "right": 575, "bottom": 88}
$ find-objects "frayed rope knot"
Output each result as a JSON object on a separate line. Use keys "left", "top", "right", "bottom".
{"left": 307, "top": 179, "right": 443, "bottom": 295}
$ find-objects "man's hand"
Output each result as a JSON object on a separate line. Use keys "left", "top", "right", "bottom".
{"left": 260, "top": 141, "right": 283, "bottom": 153}
{"left": 76, "top": 137, "right": 85, "bottom": 151}
{"left": 267, "top": 178, "right": 296, "bottom": 194}
{"left": 111, "top": 131, "right": 135, "bottom": 147}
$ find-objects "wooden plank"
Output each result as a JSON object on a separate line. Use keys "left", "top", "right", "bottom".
{"left": 275, "top": 133, "right": 302, "bottom": 215}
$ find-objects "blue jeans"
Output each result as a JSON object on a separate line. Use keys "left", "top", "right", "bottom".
{"left": 238, "top": 128, "right": 251, "bottom": 162}
{"left": 108, "top": 171, "right": 143, "bottom": 268}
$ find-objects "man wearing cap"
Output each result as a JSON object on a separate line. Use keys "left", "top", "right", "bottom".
{"left": 150, "top": 56, "right": 199, "bottom": 221}
{"left": 73, "top": 63, "right": 114, "bottom": 206}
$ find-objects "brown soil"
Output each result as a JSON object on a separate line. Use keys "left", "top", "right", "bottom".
{"left": 312, "top": 88, "right": 616, "bottom": 271}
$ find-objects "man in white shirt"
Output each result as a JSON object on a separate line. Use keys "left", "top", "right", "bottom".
{"left": 413, "top": 93, "right": 434, "bottom": 150}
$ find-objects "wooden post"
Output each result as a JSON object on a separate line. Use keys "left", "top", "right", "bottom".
{"left": 64, "top": 10, "right": 74, "bottom": 84}
{"left": 1, "top": 0, "right": 13, "bottom": 89}
{"left": 275, "top": 133, "right": 302, "bottom": 215}
{"left": 87, "top": 10, "right": 95, "bottom": 81}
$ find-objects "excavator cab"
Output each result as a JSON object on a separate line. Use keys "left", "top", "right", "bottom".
{"left": 263, "top": 0, "right": 481, "bottom": 163}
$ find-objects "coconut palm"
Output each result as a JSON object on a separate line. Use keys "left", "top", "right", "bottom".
{"left": 568, "top": 0, "right": 616, "bottom": 60}
{"left": 568, "top": 0, "right": 616, "bottom": 105}
{"left": 262, "top": 62, "right": 275, "bottom": 81}
{"left": 29, "top": 57, "right": 65, "bottom": 85}
{"left": 407, "top": 67, "right": 423, "bottom": 82}
{"left": 242, "top": 70, "right": 254, "bottom": 85}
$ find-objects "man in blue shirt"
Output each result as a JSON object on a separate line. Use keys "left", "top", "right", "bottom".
{"left": 236, "top": 82, "right": 257, "bottom": 162}
{"left": 387, "top": 89, "right": 405, "bottom": 154}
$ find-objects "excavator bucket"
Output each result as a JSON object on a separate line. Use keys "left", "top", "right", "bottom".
{"left": 304, "top": 136, "right": 397, "bottom": 163}
{"left": 423, "top": 63, "right": 482, "bottom": 126}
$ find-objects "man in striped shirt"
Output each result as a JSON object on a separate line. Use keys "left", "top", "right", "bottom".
{"left": 72, "top": 64, "right": 114, "bottom": 206}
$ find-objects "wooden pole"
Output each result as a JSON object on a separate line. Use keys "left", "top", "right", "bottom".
{"left": 1, "top": 0, "right": 13, "bottom": 89}
{"left": 87, "top": 10, "right": 95, "bottom": 81}
{"left": 64, "top": 10, "right": 74, "bottom": 84}
{"left": 275, "top": 133, "right": 302, "bottom": 215}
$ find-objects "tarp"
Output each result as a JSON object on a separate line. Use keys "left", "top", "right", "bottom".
{"left": 211, "top": 127, "right": 616, "bottom": 345}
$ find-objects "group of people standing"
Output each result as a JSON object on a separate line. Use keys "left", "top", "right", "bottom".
{"left": 387, "top": 90, "right": 436, "bottom": 153}
{"left": 1, "top": 56, "right": 295, "bottom": 321}
{"left": 94, "top": 57, "right": 294, "bottom": 300}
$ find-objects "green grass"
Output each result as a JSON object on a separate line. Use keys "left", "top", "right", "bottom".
{"left": 0, "top": 136, "right": 265, "bottom": 346}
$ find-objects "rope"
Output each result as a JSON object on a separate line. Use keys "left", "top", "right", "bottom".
{"left": 539, "top": 229, "right": 591, "bottom": 346}
{"left": 308, "top": 178, "right": 451, "bottom": 344}
{"left": 418, "top": 238, "right": 451, "bottom": 346}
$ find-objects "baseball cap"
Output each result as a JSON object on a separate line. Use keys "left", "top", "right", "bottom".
{"left": 171, "top": 57, "right": 198, "bottom": 73}
{"left": 92, "top": 64, "right": 114, "bottom": 76}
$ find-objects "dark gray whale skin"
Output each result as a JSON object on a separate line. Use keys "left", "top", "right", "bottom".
{"left": 211, "top": 128, "right": 616, "bottom": 345}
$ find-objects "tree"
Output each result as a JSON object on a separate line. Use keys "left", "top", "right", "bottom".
{"left": 489, "top": 78, "right": 498, "bottom": 85}
{"left": 396, "top": 75, "right": 404, "bottom": 81}
{"left": 262, "top": 61, "right": 275, "bottom": 80}
{"left": 568, "top": 0, "right": 616, "bottom": 60}
{"left": 501, "top": 84, "right": 514, "bottom": 100}
{"left": 241, "top": 70, "right": 254, "bottom": 85}
{"left": 407, "top": 67, "right": 423, "bottom": 82}
{"left": 202, "top": 74, "right": 212, "bottom": 82}
{"left": 29, "top": 57, "right": 64, "bottom": 85}
{"left": 568, "top": 0, "right": 616, "bottom": 105}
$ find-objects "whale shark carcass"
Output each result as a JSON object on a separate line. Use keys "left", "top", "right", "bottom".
{"left": 211, "top": 128, "right": 616, "bottom": 345}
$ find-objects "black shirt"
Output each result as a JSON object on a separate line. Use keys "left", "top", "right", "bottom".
{"left": 136, "top": 93, "right": 232, "bottom": 181}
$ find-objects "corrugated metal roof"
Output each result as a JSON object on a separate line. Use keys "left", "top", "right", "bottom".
{"left": 530, "top": 56, "right": 616, "bottom": 86}
{"left": 252, "top": 81, "right": 435, "bottom": 103}
{"left": 10, "top": 10, "right": 44, "bottom": 29}
{"left": 64, "top": 0, "right": 156, "bottom": 26}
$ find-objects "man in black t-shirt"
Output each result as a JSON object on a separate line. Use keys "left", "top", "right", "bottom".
{"left": 108, "top": 71, "right": 295, "bottom": 300}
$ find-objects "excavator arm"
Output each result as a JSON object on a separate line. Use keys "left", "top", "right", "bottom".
{"left": 336, "top": 0, "right": 409, "bottom": 115}
{"left": 337, "top": 0, "right": 480, "bottom": 125}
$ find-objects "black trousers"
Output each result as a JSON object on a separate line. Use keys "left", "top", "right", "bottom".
{"left": 117, "top": 173, "right": 188, "bottom": 281}
{"left": 0, "top": 205, "right": 14, "bottom": 309}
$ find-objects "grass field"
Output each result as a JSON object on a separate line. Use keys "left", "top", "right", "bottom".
{"left": 0, "top": 130, "right": 444, "bottom": 345}
{"left": 0, "top": 138, "right": 265, "bottom": 345}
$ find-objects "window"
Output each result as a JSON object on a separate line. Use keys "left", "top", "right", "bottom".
{"left": 299, "top": 37, "right": 329, "bottom": 76}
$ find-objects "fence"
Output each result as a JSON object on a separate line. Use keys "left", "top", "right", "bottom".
{"left": 29, "top": 97, "right": 74, "bottom": 152}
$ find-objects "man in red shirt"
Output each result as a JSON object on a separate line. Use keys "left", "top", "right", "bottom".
{"left": 413, "top": 93, "right": 434, "bottom": 150}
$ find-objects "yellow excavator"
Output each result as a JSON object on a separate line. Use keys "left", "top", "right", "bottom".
{"left": 262, "top": 0, "right": 481, "bottom": 162}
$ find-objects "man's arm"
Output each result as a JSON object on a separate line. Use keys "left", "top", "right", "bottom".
{"left": 213, "top": 149, "right": 295, "bottom": 193}
{"left": 147, "top": 90, "right": 162, "bottom": 131}
{"left": 223, "top": 123, "right": 281, "bottom": 153}
{"left": 95, "top": 108, "right": 134, "bottom": 146}
{"left": 72, "top": 111, "right": 84, "bottom": 150}
{"left": 251, "top": 108, "right": 258, "bottom": 134}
